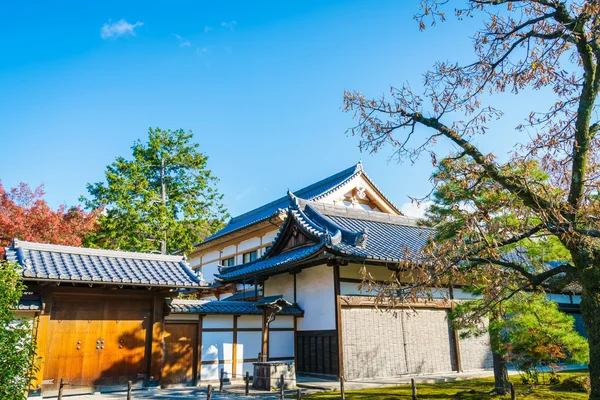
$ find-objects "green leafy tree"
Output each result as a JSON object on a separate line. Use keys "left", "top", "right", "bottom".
{"left": 0, "top": 261, "right": 38, "bottom": 399}
{"left": 82, "top": 127, "right": 227, "bottom": 254}
{"left": 496, "top": 293, "right": 589, "bottom": 384}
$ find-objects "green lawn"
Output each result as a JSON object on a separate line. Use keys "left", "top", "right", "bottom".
{"left": 302, "top": 371, "right": 590, "bottom": 399}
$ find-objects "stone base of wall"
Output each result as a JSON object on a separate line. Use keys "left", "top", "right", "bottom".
{"left": 252, "top": 362, "right": 296, "bottom": 391}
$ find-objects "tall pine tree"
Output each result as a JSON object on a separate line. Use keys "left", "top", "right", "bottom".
{"left": 83, "top": 127, "right": 227, "bottom": 254}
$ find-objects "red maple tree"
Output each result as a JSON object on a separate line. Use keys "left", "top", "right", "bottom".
{"left": 0, "top": 181, "right": 100, "bottom": 256}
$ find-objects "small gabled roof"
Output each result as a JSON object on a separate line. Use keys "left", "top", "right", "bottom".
{"left": 5, "top": 239, "right": 204, "bottom": 289}
{"left": 167, "top": 295, "right": 303, "bottom": 316}
{"left": 197, "top": 162, "right": 399, "bottom": 247}
{"left": 216, "top": 195, "right": 434, "bottom": 283}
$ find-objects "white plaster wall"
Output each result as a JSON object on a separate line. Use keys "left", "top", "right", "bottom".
{"left": 201, "top": 330, "right": 233, "bottom": 380}
{"left": 189, "top": 256, "right": 202, "bottom": 269}
{"left": 269, "top": 331, "right": 294, "bottom": 359}
{"left": 202, "top": 261, "right": 220, "bottom": 284}
{"left": 239, "top": 237, "right": 261, "bottom": 252}
{"left": 237, "top": 331, "right": 262, "bottom": 362}
{"left": 203, "top": 250, "right": 220, "bottom": 263}
{"left": 296, "top": 265, "right": 336, "bottom": 331}
{"left": 222, "top": 245, "right": 236, "bottom": 257}
{"left": 269, "top": 316, "right": 294, "bottom": 329}
{"left": 237, "top": 315, "right": 262, "bottom": 329}
{"left": 263, "top": 273, "right": 295, "bottom": 301}
{"left": 203, "top": 315, "right": 234, "bottom": 329}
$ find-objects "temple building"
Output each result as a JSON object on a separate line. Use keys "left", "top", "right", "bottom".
{"left": 7, "top": 162, "right": 584, "bottom": 396}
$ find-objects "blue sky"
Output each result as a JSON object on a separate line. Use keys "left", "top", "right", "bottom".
{"left": 0, "top": 1, "right": 547, "bottom": 218}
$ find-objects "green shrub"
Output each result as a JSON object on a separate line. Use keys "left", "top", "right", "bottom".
{"left": 0, "top": 261, "right": 38, "bottom": 399}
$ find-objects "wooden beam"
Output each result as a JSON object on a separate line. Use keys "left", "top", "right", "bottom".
{"left": 149, "top": 296, "right": 165, "bottom": 386}
{"left": 197, "top": 316, "right": 203, "bottom": 384}
{"left": 232, "top": 315, "right": 239, "bottom": 378}
{"left": 31, "top": 291, "right": 52, "bottom": 396}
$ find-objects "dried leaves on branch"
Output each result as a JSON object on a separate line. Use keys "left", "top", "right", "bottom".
{"left": 344, "top": 1, "right": 600, "bottom": 397}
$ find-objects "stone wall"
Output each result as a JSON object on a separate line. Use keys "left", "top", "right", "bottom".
{"left": 341, "top": 307, "right": 460, "bottom": 380}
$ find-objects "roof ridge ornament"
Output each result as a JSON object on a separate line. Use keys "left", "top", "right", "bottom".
{"left": 355, "top": 227, "right": 369, "bottom": 248}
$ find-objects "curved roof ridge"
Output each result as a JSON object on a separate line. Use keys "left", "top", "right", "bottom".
{"left": 197, "top": 162, "right": 362, "bottom": 246}
{"left": 9, "top": 239, "right": 186, "bottom": 262}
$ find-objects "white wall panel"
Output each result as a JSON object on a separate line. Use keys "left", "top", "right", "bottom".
{"left": 203, "top": 315, "right": 233, "bottom": 329}
{"left": 297, "top": 265, "right": 336, "bottom": 331}
{"left": 239, "top": 237, "right": 261, "bottom": 252}
{"left": 269, "top": 331, "right": 294, "bottom": 359}
{"left": 264, "top": 273, "right": 295, "bottom": 300}
{"left": 237, "top": 315, "right": 262, "bottom": 329}
{"left": 270, "top": 316, "right": 294, "bottom": 329}
{"left": 237, "top": 331, "right": 262, "bottom": 362}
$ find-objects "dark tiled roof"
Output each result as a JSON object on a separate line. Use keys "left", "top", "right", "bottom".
{"left": 5, "top": 239, "right": 204, "bottom": 288}
{"left": 199, "top": 163, "right": 364, "bottom": 245}
{"left": 168, "top": 296, "right": 303, "bottom": 316}
{"left": 217, "top": 244, "right": 322, "bottom": 281}
{"left": 216, "top": 196, "right": 434, "bottom": 283}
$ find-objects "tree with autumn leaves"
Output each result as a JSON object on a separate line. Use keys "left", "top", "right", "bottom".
{"left": 0, "top": 182, "right": 99, "bottom": 256}
{"left": 344, "top": 1, "right": 600, "bottom": 398}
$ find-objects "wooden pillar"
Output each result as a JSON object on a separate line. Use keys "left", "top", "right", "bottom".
{"left": 197, "top": 315, "right": 204, "bottom": 385}
{"left": 232, "top": 315, "right": 239, "bottom": 377}
{"left": 333, "top": 264, "right": 343, "bottom": 378}
{"left": 149, "top": 296, "right": 165, "bottom": 386}
{"left": 31, "top": 292, "right": 52, "bottom": 396}
{"left": 261, "top": 308, "right": 269, "bottom": 361}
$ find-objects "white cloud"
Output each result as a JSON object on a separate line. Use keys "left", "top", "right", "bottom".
{"left": 196, "top": 47, "right": 210, "bottom": 56}
{"left": 174, "top": 34, "right": 191, "bottom": 47}
{"left": 101, "top": 19, "right": 143, "bottom": 39}
{"left": 220, "top": 20, "right": 237, "bottom": 30}
{"left": 399, "top": 200, "right": 433, "bottom": 219}
{"left": 204, "top": 25, "right": 212, "bottom": 33}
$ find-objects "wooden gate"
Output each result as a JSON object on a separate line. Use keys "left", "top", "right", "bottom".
{"left": 42, "top": 296, "right": 151, "bottom": 393}
{"left": 162, "top": 323, "right": 198, "bottom": 386}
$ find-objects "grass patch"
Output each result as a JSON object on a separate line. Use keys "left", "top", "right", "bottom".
{"left": 301, "top": 371, "right": 589, "bottom": 399}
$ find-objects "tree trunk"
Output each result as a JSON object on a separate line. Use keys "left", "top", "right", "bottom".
{"left": 489, "top": 310, "right": 510, "bottom": 395}
{"left": 492, "top": 350, "right": 510, "bottom": 395}
{"left": 580, "top": 266, "right": 600, "bottom": 400}
{"left": 160, "top": 156, "right": 167, "bottom": 255}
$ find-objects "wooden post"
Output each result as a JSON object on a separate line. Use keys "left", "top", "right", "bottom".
{"left": 127, "top": 380, "right": 132, "bottom": 400}
{"left": 150, "top": 296, "right": 165, "bottom": 386}
{"left": 297, "top": 388, "right": 302, "bottom": 399}
{"left": 280, "top": 373, "right": 285, "bottom": 400}
{"left": 411, "top": 378, "right": 417, "bottom": 400}
{"left": 57, "top": 378, "right": 64, "bottom": 400}
{"left": 245, "top": 371, "right": 250, "bottom": 395}
{"left": 261, "top": 308, "right": 269, "bottom": 361}
{"left": 207, "top": 384, "right": 213, "bottom": 400}
{"left": 510, "top": 382, "right": 516, "bottom": 399}
{"left": 340, "top": 376, "right": 345, "bottom": 400}
{"left": 219, "top": 368, "right": 224, "bottom": 391}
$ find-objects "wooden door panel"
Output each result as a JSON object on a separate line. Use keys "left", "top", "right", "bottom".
{"left": 97, "top": 299, "right": 151, "bottom": 386}
{"left": 42, "top": 296, "right": 151, "bottom": 393}
{"left": 43, "top": 298, "right": 103, "bottom": 392}
{"left": 163, "top": 323, "right": 197, "bottom": 385}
